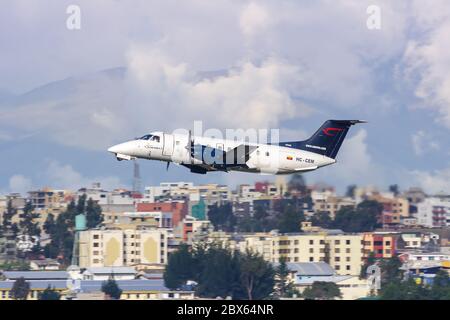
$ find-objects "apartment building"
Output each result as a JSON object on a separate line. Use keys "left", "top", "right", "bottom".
{"left": 362, "top": 233, "right": 397, "bottom": 259}
{"left": 78, "top": 228, "right": 168, "bottom": 268}
{"left": 136, "top": 201, "right": 187, "bottom": 228}
{"left": 416, "top": 197, "right": 450, "bottom": 228}
{"left": 369, "top": 194, "right": 409, "bottom": 227}
{"left": 203, "top": 231, "right": 364, "bottom": 276}
{"left": 143, "top": 182, "right": 231, "bottom": 205}
{"left": 311, "top": 190, "right": 355, "bottom": 218}
{"left": 270, "top": 233, "right": 363, "bottom": 276}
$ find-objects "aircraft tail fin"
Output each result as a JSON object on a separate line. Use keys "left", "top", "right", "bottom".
{"left": 280, "top": 120, "right": 366, "bottom": 159}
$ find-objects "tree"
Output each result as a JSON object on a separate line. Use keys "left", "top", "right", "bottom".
{"left": 345, "top": 185, "right": 357, "bottom": 198}
{"left": 0, "top": 260, "right": 30, "bottom": 271}
{"left": 196, "top": 245, "right": 240, "bottom": 299}
{"left": 389, "top": 184, "right": 400, "bottom": 196}
{"left": 379, "top": 278, "right": 429, "bottom": 300}
{"left": 274, "top": 258, "right": 298, "bottom": 298}
{"left": 86, "top": 198, "right": 103, "bottom": 228}
{"left": 430, "top": 270, "right": 450, "bottom": 300}
{"left": 237, "top": 205, "right": 277, "bottom": 233}
{"left": 2, "top": 199, "right": 17, "bottom": 233}
{"left": 310, "top": 211, "right": 332, "bottom": 229}
{"left": 38, "top": 285, "right": 61, "bottom": 300}
{"left": 19, "top": 201, "right": 41, "bottom": 237}
{"left": 288, "top": 174, "right": 307, "bottom": 194}
{"left": 333, "top": 200, "right": 382, "bottom": 232}
{"left": 379, "top": 269, "right": 450, "bottom": 300}
{"left": 236, "top": 250, "right": 275, "bottom": 300}
{"left": 360, "top": 251, "right": 376, "bottom": 279}
{"left": 164, "top": 244, "right": 196, "bottom": 290}
{"left": 43, "top": 196, "right": 95, "bottom": 265}
{"left": 379, "top": 256, "right": 402, "bottom": 285}
{"left": 102, "top": 278, "right": 123, "bottom": 300}
{"left": 302, "top": 281, "right": 341, "bottom": 300}
{"left": 278, "top": 203, "right": 304, "bottom": 233}
{"left": 43, "top": 213, "right": 56, "bottom": 235}
{"left": 164, "top": 243, "right": 276, "bottom": 300}
{"left": 207, "top": 203, "right": 236, "bottom": 232}
{"left": 11, "top": 277, "right": 30, "bottom": 300}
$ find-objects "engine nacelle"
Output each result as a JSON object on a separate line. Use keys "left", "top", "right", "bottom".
{"left": 116, "top": 153, "right": 135, "bottom": 161}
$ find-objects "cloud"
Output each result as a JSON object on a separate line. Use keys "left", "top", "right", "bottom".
{"left": 44, "top": 160, "right": 123, "bottom": 191}
{"left": 125, "top": 48, "right": 310, "bottom": 131}
{"left": 310, "top": 129, "right": 385, "bottom": 189}
{"left": 1, "top": 0, "right": 449, "bottom": 193}
{"left": 411, "top": 130, "right": 439, "bottom": 156}
{"left": 8, "top": 174, "right": 32, "bottom": 195}
{"left": 402, "top": 1, "right": 450, "bottom": 128}
{"left": 239, "top": 2, "right": 271, "bottom": 37}
{"left": 410, "top": 167, "right": 450, "bottom": 194}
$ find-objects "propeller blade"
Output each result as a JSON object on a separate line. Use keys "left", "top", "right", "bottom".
{"left": 166, "top": 162, "right": 170, "bottom": 171}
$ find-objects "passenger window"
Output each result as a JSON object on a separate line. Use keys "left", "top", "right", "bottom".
{"left": 266, "top": 151, "right": 270, "bottom": 156}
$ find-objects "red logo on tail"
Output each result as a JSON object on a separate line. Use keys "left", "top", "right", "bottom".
{"left": 322, "top": 127, "right": 344, "bottom": 136}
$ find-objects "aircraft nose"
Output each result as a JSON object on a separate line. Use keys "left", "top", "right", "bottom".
{"left": 108, "top": 145, "right": 120, "bottom": 153}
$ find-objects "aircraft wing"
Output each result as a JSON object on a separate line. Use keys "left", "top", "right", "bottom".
{"left": 225, "top": 144, "right": 258, "bottom": 166}
{"left": 190, "top": 143, "right": 258, "bottom": 169}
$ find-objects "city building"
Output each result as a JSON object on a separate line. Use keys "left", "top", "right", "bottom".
{"left": 276, "top": 262, "right": 370, "bottom": 300}
{"left": 202, "top": 231, "right": 364, "bottom": 276}
{"left": 416, "top": 197, "right": 450, "bottom": 228}
{"left": 362, "top": 232, "right": 397, "bottom": 259}
{"left": 77, "top": 227, "right": 168, "bottom": 268}
{"left": 136, "top": 201, "right": 187, "bottom": 228}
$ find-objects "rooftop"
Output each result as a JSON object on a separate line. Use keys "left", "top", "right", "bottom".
{"left": 272, "top": 262, "right": 335, "bottom": 276}
{"left": 1, "top": 271, "right": 68, "bottom": 280}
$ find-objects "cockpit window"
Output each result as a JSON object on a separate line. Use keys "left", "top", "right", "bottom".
{"left": 139, "top": 134, "right": 152, "bottom": 140}
{"left": 138, "top": 134, "right": 160, "bottom": 142}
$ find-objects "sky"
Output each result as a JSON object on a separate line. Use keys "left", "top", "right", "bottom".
{"left": 1, "top": 0, "right": 450, "bottom": 195}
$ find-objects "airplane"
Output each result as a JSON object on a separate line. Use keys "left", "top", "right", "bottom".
{"left": 107, "top": 120, "right": 366, "bottom": 175}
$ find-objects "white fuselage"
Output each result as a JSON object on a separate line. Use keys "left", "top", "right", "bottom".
{"left": 108, "top": 131, "right": 336, "bottom": 174}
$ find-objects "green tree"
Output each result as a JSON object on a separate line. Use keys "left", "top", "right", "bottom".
{"left": 195, "top": 245, "right": 240, "bottom": 299}
{"left": 19, "top": 201, "right": 41, "bottom": 237}
{"left": 360, "top": 251, "right": 376, "bottom": 279}
{"left": 11, "top": 277, "right": 30, "bottom": 300}
{"left": 278, "top": 203, "right": 304, "bottom": 233}
{"left": 310, "top": 211, "right": 332, "bottom": 229}
{"left": 164, "top": 243, "right": 276, "bottom": 300}
{"left": 333, "top": 200, "right": 382, "bottom": 232}
{"left": 102, "top": 278, "right": 123, "bottom": 300}
{"left": 379, "top": 278, "right": 429, "bottom": 300}
{"left": 237, "top": 205, "right": 277, "bottom": 233}
{"left": 379, "top": 256, "right": 402, "bottom": 285}
{"left": 0, "top": 260, "right": 30, "bottom": 271}
{"left": 207, "top": 203, "right": 236, "bottom": 232}
{"left": 430, "top": 270, "right": 450, "bottom": 300}
{"left": 164, "top": 244, "right": 196, "bottom": 290}
{"left": 43, "top": 199, "right": 78, "bottom": 264}
{"left": 43, "top": 213, "right": 56, "bottom": 235}
{"left": 85, "top": 198, "right": 103, "bottom": 228}
{"left": 274, "top": 258, "right": 298, "bottom": 298}
{"left": 389, "top": 184, "right": 400, "bottom": 196}
{"left": 288, "top": 174, "right": 307, "bottom": 194}
{"left": 76, "top": 194, "right": 87, "bottom": 215}
{"left": 2, "top": 199, "right": 17, "bottom": 233}
{"left": 236, "top": 250, "right": 275, "bottom": 300}
{"left": 345, "top": 185, "right": 357, "bottom": 198}
{"left": 38, "top": 285, "right": 61, "bottom": 300}
{"left": 302, "top": 281, "right": 342, "bottom": 300}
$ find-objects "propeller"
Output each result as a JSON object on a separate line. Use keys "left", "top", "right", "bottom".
{"left": 166, "top": 161, "right": 170, "bottom": 171}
